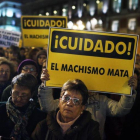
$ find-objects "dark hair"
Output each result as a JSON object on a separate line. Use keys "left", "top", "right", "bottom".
{"left": 20, "top": 47, "right": 25, "bottom": 51}
{"left": 61, "top": 79, "right": 89, "bottom": 105}
{"left": 0, "top": 57, "right": 14, "bottom": 80}
{"left": 9, "top": 45, "right": 20, "bottom": 53}
{"left": 27, "top": 48, "right": 39, "bottom": 60}
{"left": 9, "top": 45, "right": 20, "bottom": 60}
{"left": 11, "top": 73, "right": 38, "bottom": 94}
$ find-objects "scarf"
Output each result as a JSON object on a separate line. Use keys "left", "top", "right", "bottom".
{"left": 6, "top": 97, "right": 35, "bottom": 140}
{"left": 56, "top": 110, "right": 80, "bottom": 134}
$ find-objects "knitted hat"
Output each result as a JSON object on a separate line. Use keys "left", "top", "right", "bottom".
{"left": 17, "top": 59, "right": 39, "bottom": 74}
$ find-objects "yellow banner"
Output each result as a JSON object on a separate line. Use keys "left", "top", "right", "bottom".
{"left": 46, "top": 28, "right": 139, "bottom": 95}
{"left": 21, "top": 16, "right": 67, "bottom": 47}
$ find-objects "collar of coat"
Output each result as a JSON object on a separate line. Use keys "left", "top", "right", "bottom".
{"left": 46, "top": 108, "right": 92, "bottom": 139}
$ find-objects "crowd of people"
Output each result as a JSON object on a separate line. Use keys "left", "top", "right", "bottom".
{"left": 0, "top": 44, "right": 140, "bottom": 140}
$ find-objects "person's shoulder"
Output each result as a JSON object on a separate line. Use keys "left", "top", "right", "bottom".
{"left": 86, "top": 117, "right": 100, "bottom": 132}
{"left": 38, "top": 119, "right": 47, "bottom": 125}
{"left": 1, "top": 85, "right": 12, "bottom": 101}
{"left": 32, "top": 108, "right": 47, "bottom": 118}
{"left": 3, "top": 85, "right": 12, "bottom": 92}
{"left": 34, "top": 107, "right": 47, "bottom": 114}
{"left": 35, "top": 118, "right": 47, "bottom": 131}
{"left": 83, "top": 110, "right": 99, "bottom": 126}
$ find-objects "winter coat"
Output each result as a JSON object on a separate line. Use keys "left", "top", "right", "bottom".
{"left": 38, "top": 86, "right": 136, "bottom": 139}
{"left": 0, "top": 104, "right": 46, "bottom": 138}
{"left": 31, "top": 110, "right": 101, "bottom": 140}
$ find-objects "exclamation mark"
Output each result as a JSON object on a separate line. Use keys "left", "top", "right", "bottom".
{"left": 63, "top": 20, "right": 65, "bottom": 27}
{"left": 127, "top": 42, "right": 132, "bottom": 55}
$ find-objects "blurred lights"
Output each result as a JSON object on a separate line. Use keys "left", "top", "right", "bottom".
{"left": 46, "top": 12, "right": 49, "bottom": 16}
{"left": 78, "top": 24, "right": 85, "bottom": 30}
{"left": 111, "top": 20, "right": 119, "bottom": 31}
{"left": 12, "top": 20, "right": 15, "bottom": 25}
{"left": 67, "top": 20, "right": 85, "bottom": 30}
{"left": 90, "top": 11, "right": 94, "bottom": 16}
{"left": 86, "top": 21, "right": 91, "bottom": 30}
{"left": 91, "top": 18, "right": 97, "bottom": 25}
{"left": 96, "top": 0, "right": 100, "bottom": 4}
{"left": 5, "top": 26, "right": 14, "bottom": 31}
{"left": 91, "top": 18, "right": 97, "bottom": 29}
{"left": 77, "top": 20, "right": 82, "bottom": 26}
{"left": 76, "top": 20, "right": 85, "bottom": 30}
{"left": 78, "top": 10, "right": 82, "bottom": 18}
{"left": 67, "top": 21, "right": 73, "bottom": 29}
{"left": 16, "top": 12, "right": 21, "bottom": 18}
{"left": 2, "top": 10, "right": 6, "bottom": 16}
{"left": 53, "top": 10, "right": 57, "bottom": 14}
{"left": 98, "top": 19, "right": 102, "bottom": 25}
{"left": 62, "top": 8, "right": 66, "bottom": 12}
{"left": 128, "top": 18, "right": 136, "bottom": 30}
{"left": 73, "top": 25, "right": 78, "bottom": 29}
{"left": 116, "top": 9, "right": 120, "bottom": 13}
{"left": 2, "top": 25, "right": 20, "bottom": 32}
{"left": 39, "top": 14, "right": 42, "bottom": 16}
{"left": 72, "top": 6, "right": 76, "bottom": 9}
{"left": 83, "top": 3, "right": 86, "bottom": 7}
{"left": 102, "top": 5, "right": 108, "bottom": 13}
{"left": 62, "top": 8, "right": 67, "bottom": 16}
{"left": 7, "top": 10, "right": 13, "bottom": 17}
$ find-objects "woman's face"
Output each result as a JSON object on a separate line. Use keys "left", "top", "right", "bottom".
{"left": 38, "top": 55, "right": 46, "bottom": 65}
{"left": 0, "top": 64, "right": 10, "bottom": 83}
{"left": 59, "top": 90, "right": 85, "bottom": 123}
{"left": 11, "top": 84, "right": 32, "bottom": 107}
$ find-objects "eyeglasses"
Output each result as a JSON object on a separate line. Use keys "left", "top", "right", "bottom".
{"left": 0, "top": 70, "right": 10, "bottom": 74}
{"left": 22, "top": 67, "right": 36, "bottom": 72}
{"left": 61, "top": 95, "right": 81, "bottom": 106}
{"left": 12, "top": 94, "right": 29, "bottom": 100}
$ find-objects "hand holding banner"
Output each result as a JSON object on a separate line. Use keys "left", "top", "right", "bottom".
{"left": 46, "top": 27, "right": 138, "bottom": 95}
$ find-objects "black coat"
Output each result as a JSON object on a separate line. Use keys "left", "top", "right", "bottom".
{"left": 31, "top": 110, "right": 101, "bottom": 140}
{"left": 0, "top": 104, "right": 47, "bottom": 138}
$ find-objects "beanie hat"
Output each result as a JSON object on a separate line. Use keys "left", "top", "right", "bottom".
{"left": 17, "top": 59, "right": 39, "bottom": 74}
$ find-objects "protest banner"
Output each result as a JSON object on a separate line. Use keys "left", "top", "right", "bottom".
{"left": 46, "top": 27, "right": 138, "bottom": 95}
{"left": 21, "top": 16, "right": 67, "bottom": 47}
{"left": 0, "top": 29, "right": 21, "bottom": 48}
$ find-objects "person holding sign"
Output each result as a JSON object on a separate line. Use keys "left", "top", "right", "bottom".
{"left": 37, "top": 68, "right": 137, "bottom": 140}
{"left": 32, "top": 79, "right": 101, "bottom": 140}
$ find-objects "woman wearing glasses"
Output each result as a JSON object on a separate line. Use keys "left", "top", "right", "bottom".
{"left": 31, "top": 79, "right": 101, "bottom": 140}
{"left": 0, "top": 73, "right": 46, "bottom": 140}
{"left": 36, "top": 68, "right": 137, "bottom": 140}
{"left": 1, "top": 59, "right": 40, "bottom": 108}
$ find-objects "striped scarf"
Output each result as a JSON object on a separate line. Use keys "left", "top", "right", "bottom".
{"left": 6, "top": 97, "right": 35, "bottom": 140}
